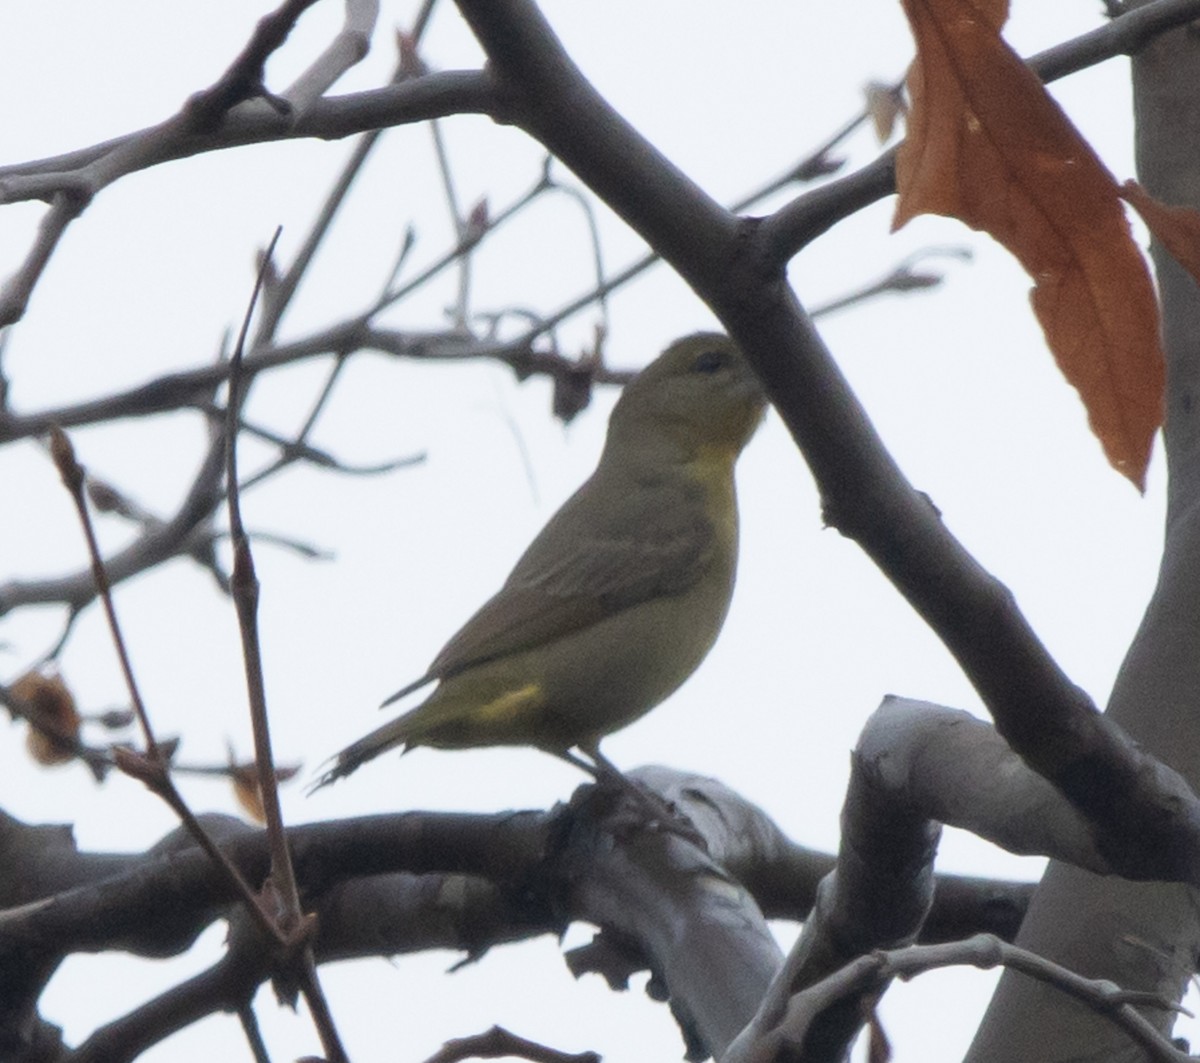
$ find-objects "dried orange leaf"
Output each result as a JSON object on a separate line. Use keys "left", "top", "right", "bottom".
{"left": 13, "top": 670, "right": 81, "bottom": 766}
{"left": 1120, "top": 181, "right": 1200, "bottom": 285}
{"left": 895, "top": 0, "right": 1164, "bottom": 489}
{"left": 865, "top": 81, "right": 905, "bottom": 144}
{"left": 231, "top": 769, "right": 266, "bottom": 823}
{"left": 226, "top": 751, "right": 301, "bottom": 823}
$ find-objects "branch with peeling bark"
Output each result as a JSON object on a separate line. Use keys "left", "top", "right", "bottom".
{"left": 0, "top": 766, "right": 1037, "bottom": 1062}
{"left": 4, "top": 681, "right": 1147, "bottom": 1060}
{"left": 0, "top": 723, "right": 1148, "bottom": 1062}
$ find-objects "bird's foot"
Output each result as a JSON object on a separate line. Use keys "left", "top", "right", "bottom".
{"left": 559, "top": 748, "right": 708, "bottom": 849}
{"left": 612, "top": 780, "right": 708, "bottom": 851}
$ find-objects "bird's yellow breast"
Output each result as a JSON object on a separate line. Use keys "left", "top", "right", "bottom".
{"left": 688, "top": 444, "right": 740, "bottom": 554}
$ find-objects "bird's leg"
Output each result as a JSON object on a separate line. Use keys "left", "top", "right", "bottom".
{"left": 555, "top": 747, "right": 605, "bottom": 780}
{"left": 583, "top": 745, "right": 633, "bottom": 782}
{"left": 561, "top": 743, "right": 706, "bottom": 848}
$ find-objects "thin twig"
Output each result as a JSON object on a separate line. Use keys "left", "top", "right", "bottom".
{"left": 430, "top": 117, "right": 473, "bottom": 326}
{"left": 224, "top": 226, "right": 347, "bottom": 1063}
{"left": 0, "top": 191, "right": 86, "bottom": 328}
{"left": 224, "top": 226, "right": 299, "bottom": 918}
{"left": 424, "top": 1025, "right": 600, "bottom": 1063}
{"left": 411, "top": 0, "right": 440, "bottom": 41}
{"left": 256, "top": 5, "right": 441, "bottom": 343}
{"left": 807, "top": 247, "right": 972, "bottom": 318}
{"left": 371, "top": 166, "right": 552, "bottom": 317}
{"left": 238, "top": 1002, "right": 272, "bottom": 1063}
{"left": 207, "top": 352, "right": 426, "bottom": 496}
{"left": 282, "top": 0, "right": 379, "bottom": 116}
{"left": 730, "top": 935, "right": 1194, "bottom": 1063}
{"left": 255, "top": 62, "right": 397, "bottom": 344}
{"left": 543, "top": 160, "right": 611, "bottom": 337}
{"left": 212, "top": 529, "right": 335, "bottom": 561}
{"left": 48, "top": 428, "right": 157, "bottom": 752}
{"left": 295, "top": 352, "right": 350, "bottom": 439}
{"left": 46, "top": 424, "right": 283, "bottom": 944}
{"left": 0, "top": 327, "right": 11, "bottom": 408}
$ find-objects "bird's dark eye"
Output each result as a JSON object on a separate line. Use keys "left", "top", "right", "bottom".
{"left": 693, "top": 350, "right": 726, "bottom": 374}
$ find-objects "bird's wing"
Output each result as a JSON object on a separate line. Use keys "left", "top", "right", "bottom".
{"left": 425, "top": 475, "right": 717, "bottom": 680}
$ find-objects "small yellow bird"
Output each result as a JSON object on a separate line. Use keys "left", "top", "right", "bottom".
{"left": 314, "top": 332, "right": 765, "bottom": 790}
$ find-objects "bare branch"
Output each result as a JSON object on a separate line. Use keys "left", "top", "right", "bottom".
{"left": 855, "top": 698, "right": 1103, "bottom": 867}
{"left": 0, "top": 432, "right": 226, "bottom": 616}
{"left": 256, "top": 5, "right": 443, "bottom": 344}
{"left": 424, "top": 1025, "right": 600, "bottom": 1063}
{"left": 725, "top": 935, "right": 1194, "bottom": 1063}
{"left": 184, "top": 0, "right": 324, "bottom": 132}
{"left": 223, "top": 229, "right": 345, "bottom": 1061}
{"left": 282, "top": 0, "right": 379, "bottom": 115}
{"left": 807, "top": 248, "right": 971, "bottom": 318}
{"left": 0, "top": 192, "right": 85, "bottom": 328}
{"left": 0, "top": 770, "right": 1038, "bottom": 1061}
{"left": 43, "top": 427, "right": 284, "bottom": 954}
{"left": 0, "top": 72, "right": 497, "bottom": 196}
{"left": 47, "top": 428, "right": 158, "bottom": 753}
{"left": 0, "top": 0, "right": 327, "bottom": 328}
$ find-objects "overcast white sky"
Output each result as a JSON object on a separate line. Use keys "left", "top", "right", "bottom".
{"left": 0, "top": 2, "right": 1180, "bottom": 1060}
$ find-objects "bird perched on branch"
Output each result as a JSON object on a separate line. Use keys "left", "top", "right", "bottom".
{"left": 313, "top": 332, "right": 766, "bottom": 791}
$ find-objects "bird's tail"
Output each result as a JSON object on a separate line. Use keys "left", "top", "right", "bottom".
{"left": 308, "top": 717, "right": 412, "bottom": 793}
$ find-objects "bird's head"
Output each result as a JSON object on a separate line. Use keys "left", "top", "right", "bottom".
{"left": 606, "top": 332, "right": 767, "bottom": 465}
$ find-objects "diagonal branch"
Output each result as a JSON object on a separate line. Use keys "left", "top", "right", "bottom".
{"left": 0, "top": 431, "right": 227, "bottom": 617}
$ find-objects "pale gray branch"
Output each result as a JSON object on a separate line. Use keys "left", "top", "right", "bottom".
{"left": 283, "top": 0, "right": 379, "bottom": 114}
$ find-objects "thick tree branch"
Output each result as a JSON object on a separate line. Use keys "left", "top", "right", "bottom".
{"left": 752, "top": 695, "right": 1133, "bottom": 1061}
{"left": 856, "top": 698, "right": 1105, "bottom": 869}
{"left": 0, "top": 768, "right": 1039, "bottom": 1061}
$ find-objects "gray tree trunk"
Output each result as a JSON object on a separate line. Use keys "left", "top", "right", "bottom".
{"left": 966, "top": 12, "right": 1200, "bottom": 1061}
